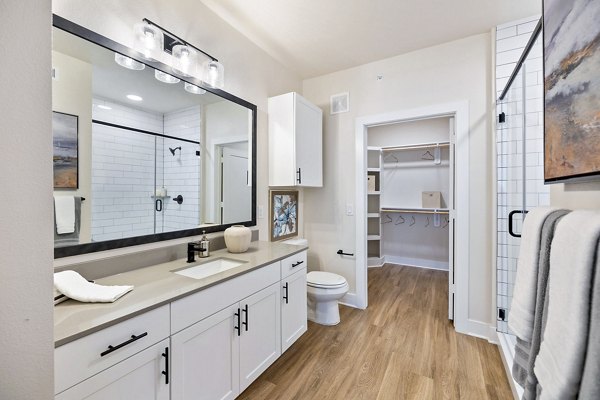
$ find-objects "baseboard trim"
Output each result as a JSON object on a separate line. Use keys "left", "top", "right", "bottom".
{"left": 385, "top": 256, "right": 449, "bottom": 271}
{"left": 455, "top": 319, "right": 495, "bottom": 341}
{"left": 339, "top": 292, "right": 365, "bottom": 310}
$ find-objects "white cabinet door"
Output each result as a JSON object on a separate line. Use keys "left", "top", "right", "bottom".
{"left": 171, "top": 304, "right": 240, "bottom": 400}
{"left": 281, "top": 268, "right": 308, "bottom": 353}
{"left": 294, "top": 96, "right": 323, "bottom": 187}
{"left": 239, "top": 283, "right": 281, "bottom": 391}
{"left": 55, "top": 339, "right": 169, "bottom": 400}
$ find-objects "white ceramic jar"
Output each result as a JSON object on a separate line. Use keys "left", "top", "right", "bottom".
{"left": 224, "top": 225, "right": 251, "bottom": 253}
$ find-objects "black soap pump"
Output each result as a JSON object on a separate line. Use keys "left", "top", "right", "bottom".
{"left": 198, "top": 231, "right": 210, "bottom": 258}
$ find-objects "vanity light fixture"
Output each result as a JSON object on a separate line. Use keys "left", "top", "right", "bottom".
{"left": 126, "top": 94, "right": 143, "bottom": 101}
{"left": 155, "top": 70, "right": 180, "bottom": 84}
{"left": 140, "top": 18, "right": 225, "bottom": 89}
{"left": 133, "top": 22, "right": 163, "bottom": 61}
{"left": 184, "top": 82, "right": 206, "bottom": 95}
{"left": 114, "top": 53, "right": 146, "bottom": 70}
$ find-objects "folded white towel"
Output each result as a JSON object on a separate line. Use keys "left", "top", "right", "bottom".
{"left": 54, "top": 270, "right": 133, "bottom": 303}
{"left": 509, "top": 207, "right": 559, "bottom": 341}
{"left": 54, "top": 196, "right": 75, "bottom": 234}
{"left": 534, "top": 211, "right": 600, "bottom": 399}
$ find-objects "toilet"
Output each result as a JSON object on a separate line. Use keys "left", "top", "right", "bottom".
{"left": 281, "top": 238, "right": 349, "bottom": 326}
{"left": 307, "top": 271, "right": 349, "bottom": 325}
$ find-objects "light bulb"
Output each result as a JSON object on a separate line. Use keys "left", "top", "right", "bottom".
{"left": 133, "top": 23, "right": 163, "bottom": 61}
{"left": 172, "top": 45, "right": 198, "bottom": 77}
{"left": 203, "top": 60, "right": 224, "bottom": 89}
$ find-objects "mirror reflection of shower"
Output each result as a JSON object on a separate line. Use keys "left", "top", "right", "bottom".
{"left": 169, "top": 146, "right": 182, "bottom": 156}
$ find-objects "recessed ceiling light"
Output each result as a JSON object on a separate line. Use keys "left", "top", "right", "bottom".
{"left": 126, "top": 94, "right": 143, "bottom": 101}
{"left": 97, "top": 104, "right": 112, "bottom": 110}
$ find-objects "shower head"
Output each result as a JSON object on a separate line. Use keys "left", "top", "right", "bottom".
{"left": 169, "top": 146, "right": 182, "bottom": 156}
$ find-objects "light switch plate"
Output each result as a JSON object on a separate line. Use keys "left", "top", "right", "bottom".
{"left": 258, "top": 205, "right": 264, "bottom": 218}
{"left": 346, "top": 203, "right": 354, "bottom": 216}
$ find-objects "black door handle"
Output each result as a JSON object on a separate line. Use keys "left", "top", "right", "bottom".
{"left": 161, "top": 347, "right": 169, "bottom": 385}
{"left": 283, "top": 282, "right": 289, "bottom": 304}
{"left": 173, "top": 195, "right": 184, "bottom": 204}
{"left": 100, "top": 332, "right": 148, "bottom": 357}
{"left": 242, "top": 304, "right": 248, "bottom": 331}
{"left": 234, "top": 308, "right": 241, "bottom": 336}
{"left": 337, "top": 249, "right": 354, "bottom": 256}
{"left": 155, "top": 199, "right": 162, "bottom": 212}
{"left": 508, "top": 210, "right": 529, "bottom": 238}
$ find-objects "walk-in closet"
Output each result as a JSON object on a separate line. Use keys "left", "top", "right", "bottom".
{"left": 366, "top": 117, "right": 455, "bottom": 314}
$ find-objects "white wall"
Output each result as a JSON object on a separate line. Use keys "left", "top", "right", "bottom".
{"left": 302, "top": 33, "right": 494, "bottom": 326}
{"left": 0, "top": 1, "right": 54, "bottom": 398}
{"left": 52, "top": 0, "right": 303, "bottom": 250}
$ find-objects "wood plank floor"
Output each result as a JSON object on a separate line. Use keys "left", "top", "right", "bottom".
{"left": 238, "top": 264, "right": 512, "bottom": 400}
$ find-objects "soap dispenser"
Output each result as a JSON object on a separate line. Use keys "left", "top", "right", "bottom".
{"left": 198, "top": 231, "right": 210, "bottom": 258}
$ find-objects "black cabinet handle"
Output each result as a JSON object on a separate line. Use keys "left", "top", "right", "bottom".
{"left": 296, "top": 168, "right": 302, "bottom": 184}
{"left": 283, "top": 282, "right": 289, "bottom": 304}
{"left": 155, "top": 199, "right": 162, "bottom": 212}
{"left": 161, "top": 347, "right": 169, "bottom": 385}
{"left": 292, "top": 260, "right": 304, "bottom": 268}
{"left": 234, "top": 308, "right": 241, "bottom": 336}
{"left": 100, "top": 332, "right": 148, "bottom": 357}
{"left": 242, "top": 304, "right": 249, "bottom": 331}
{"left": 508, "top": 210, "right": 529, "bottom": 238}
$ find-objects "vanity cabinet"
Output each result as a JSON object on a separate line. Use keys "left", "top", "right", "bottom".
{"left": 268, "top": 92, "right": 323, "bottom": 187}
{"left": 280, "top": 251, "right": 308, "bottom": 353}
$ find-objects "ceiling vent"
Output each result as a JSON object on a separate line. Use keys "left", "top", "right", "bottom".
{"left": 330, "top": 92, "right": 349, "bottom": 115}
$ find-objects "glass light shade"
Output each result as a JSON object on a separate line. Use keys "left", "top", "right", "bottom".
{"left": 133, "top": 23, "right": 163, "bottom": 61}
{"left": 114, "top": 53, "right": 145, "bottom": 70}
{"left": 155, "top": 70, "right": 180, "bottom": 84}
{"left": 203, "top": 60, "right": 225, "bottom": 89}
{"left": 172, "top": 45, "right": 198, "bottom": 77}
{"left": 184, "top": 82, "right": 206, "bottom": 95}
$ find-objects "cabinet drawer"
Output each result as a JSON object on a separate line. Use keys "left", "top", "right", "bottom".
{"left": 281, "top": 250, "right": 307, "bottom": 279}
{"left": 55, "top": 304, "right": 170, "bottom": 395}
{"left": 171, "top": 261, "right": 280, "bottom": 333}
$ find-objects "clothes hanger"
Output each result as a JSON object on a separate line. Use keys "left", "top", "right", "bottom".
{"left": 410, "top": 216, "right": 416, "bottom": 226}
{"left": 395, "top": 215, "right": 405, "bottom": 225}
{"left": 442, "top": 217, "right": 449, "bottom": 228}
{"left": 383, "top": 153, "right": 399, "bottom": 163}
{"left": 381, "top": 214, "right": 393, "bottom": 224}
{"left": 421, "top": 150, "right": 435, "bottom": 160}
{"left": 425, "top": 216, "right": 430, "bottom": 227}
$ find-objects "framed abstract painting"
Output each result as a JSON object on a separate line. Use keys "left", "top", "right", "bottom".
{"left": 270, "top": 190, "right": 298, "bottom": 241}
{"left": 52, "top": 111, "right": 79, "bottom": 189}
{"left": 544, "top": 0, "right": 600, "bottom": 182}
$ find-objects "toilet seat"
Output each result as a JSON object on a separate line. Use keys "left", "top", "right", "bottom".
{"left": 307, "top": 271, "right": 347, "bottom": 288}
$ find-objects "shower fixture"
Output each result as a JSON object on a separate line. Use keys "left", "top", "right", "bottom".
{"left": 169, "top": 146, "right": 182, "bottom": 156}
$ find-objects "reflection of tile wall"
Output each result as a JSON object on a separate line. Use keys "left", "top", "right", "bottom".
{"left": 495, "top": 16, "right": 550, "bottom": 334}
{"left": 91, "top": 99, "right": 162, "bottom": 242}
{"left": 161, "top": 106, "right": 201, "bottom": 233}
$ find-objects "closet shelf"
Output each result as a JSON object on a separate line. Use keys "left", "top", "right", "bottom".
{"left": 367, "top": 235, "right": 381, "bottom": 241}
{"left": 367, "top": 168, "right": 381, "bottom": 172}
{"left": 381, "top": 141, "right": 450, "bottom": 152}
{"left": 367, "top": 213, "right": 380, "bottom": 218}
{"left": 368, "top": 191, "right": 381, "bottom": 195}
{"left": 381, "top": 207, "right": 449, "bottom": 215}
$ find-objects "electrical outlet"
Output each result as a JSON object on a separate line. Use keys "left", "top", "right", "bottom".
{"left": 258, "top": 205, "right": 264, "bottom": 219}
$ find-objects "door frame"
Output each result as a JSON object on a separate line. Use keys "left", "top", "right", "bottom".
{"left": 354, "top": 101, "right": 470, "bottom": 332}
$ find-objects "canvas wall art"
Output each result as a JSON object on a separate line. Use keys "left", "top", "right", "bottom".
{"left": 544, "top": 0, "right": 600, "bottom": 182}
{"left": 270, "top": 190, "right": 298, "bottom": 241}
{"left": 53, "top": 111, "right": 79, "bottom": 189}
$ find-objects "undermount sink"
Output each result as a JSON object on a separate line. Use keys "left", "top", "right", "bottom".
{"left": 172, "top": 258, "right": 246, "bottom": 280}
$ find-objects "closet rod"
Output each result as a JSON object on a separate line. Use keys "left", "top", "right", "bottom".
{"left": 381, "top": 208, "right": 449, "bottom": 215}
{"left": 381, "top": 142, "right": 450, "bottom": 152}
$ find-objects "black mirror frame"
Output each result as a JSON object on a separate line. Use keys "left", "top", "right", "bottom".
{"left": 53, "top": 14, "right": 257, "bottom": 258}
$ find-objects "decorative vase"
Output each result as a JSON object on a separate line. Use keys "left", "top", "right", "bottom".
{"left": 224, "top": 225, "right": 251, "bottom": 253}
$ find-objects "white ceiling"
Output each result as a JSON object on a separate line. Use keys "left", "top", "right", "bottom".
{"left": 199, "top": 0, "right": 541, "bottom": 78}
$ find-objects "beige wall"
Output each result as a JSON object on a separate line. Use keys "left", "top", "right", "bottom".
{"left": 52, "top": 51, "right": 92, "bottom": 242}
{"left": 0, "top": 0, "right": 54, "bottom": 398}
{"left": 302, "top": 33, "right": 495, "bottom": 326}
{"left": 551, "top": 182, "right": 600, "bottom": 209}
{"left": 53, "top": 0, "right": 303, "bottom": 248}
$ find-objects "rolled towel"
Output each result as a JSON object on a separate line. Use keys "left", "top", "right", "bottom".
{"left": 54, "top": 196, "right": 76, "bottom": 234}
{"left": 54, "top": 270, "right": 133, "bottom": 303}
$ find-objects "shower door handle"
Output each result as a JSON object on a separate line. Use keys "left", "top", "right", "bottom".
{"left": 155, "top": 199, "right": 162, "bottom": 212}
{"left": 508, "top": 210, "right": 528, "bottom": 238}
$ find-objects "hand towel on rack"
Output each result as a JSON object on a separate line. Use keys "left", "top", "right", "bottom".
{"left": 509, "top": 207, "right": 561, "bottom": 342}
{"left": 54, "top": 270, "right": 133, "bottom": 303}
{"left": 513, "top": 209, "right": 569, "bottom": 398}
{"left": 534, "top": 211, "right": 600, "bottom": 400}
{"left": 54, "top": 196, "right": 75, "bottom": 234}
{"left": 54, "top": 197, "right": 82, "bottom": 247}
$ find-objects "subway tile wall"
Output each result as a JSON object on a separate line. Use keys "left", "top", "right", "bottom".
{"left": 495, "top": 16, "right": 549, "bottom": 334}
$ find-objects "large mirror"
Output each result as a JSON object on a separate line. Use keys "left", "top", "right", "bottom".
{"left": 52, "top": 16, "right": 256, "bottom": 258}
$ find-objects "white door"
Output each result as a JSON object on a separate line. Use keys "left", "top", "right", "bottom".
{"left": 239, "top": 283, "right": 281, "bottom": 391}
{"left": 221, "top": 144, "right": 251, "bottom": 224}
{"left": 448, "top": 117, "right": 456, "bottom": 321}
{"left": 55, "top": 339, "right": 170, "bottom": 400}
{"left": 281, "top": 268, "right": 308, "bottom": 353}
{"left": 171, "top": 304, "right": 240, "bottom": 400}
{"left": 294, "top": 98, "right": 322, "bottom": 187}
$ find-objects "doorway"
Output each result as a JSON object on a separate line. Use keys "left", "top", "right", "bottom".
{"left": 218, "top": 142, "right": 251, "bottom": 224}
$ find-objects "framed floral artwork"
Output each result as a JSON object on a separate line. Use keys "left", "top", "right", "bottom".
{"left": 270, "top": 190, "right": 298, "bottom": 241}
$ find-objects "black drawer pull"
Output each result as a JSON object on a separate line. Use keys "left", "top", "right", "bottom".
{"left": 100, "top": 332, "right": 148, "bottom": 357}
{"left": 283, "top": 282, "right": 289, "bottom": 304}
{"left": 291, "top": 261, "right": 304, "bottom": 268}
{"left": 234, "top": 308, "right": 241, "bottom": 336}
{"left": 242, "top": 304, "right": 249, "bottom": 331}
{"left": 161, "top": 347, "right": 169, "bottom": 385}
